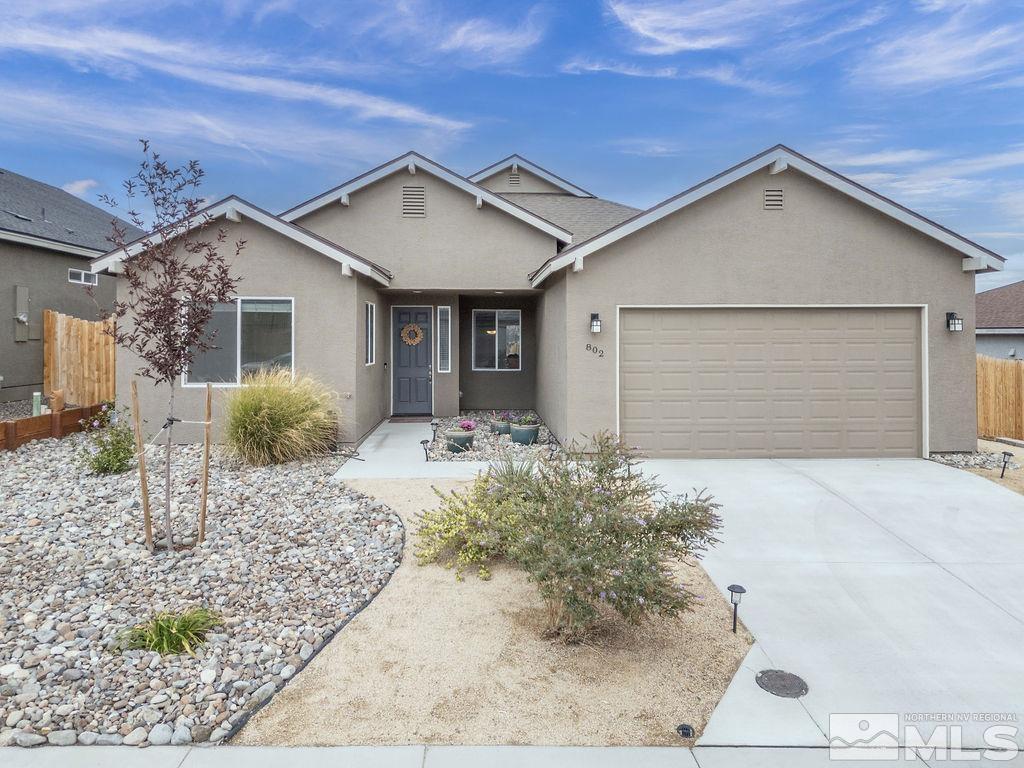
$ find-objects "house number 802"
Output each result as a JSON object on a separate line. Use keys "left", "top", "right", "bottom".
{"left": 586, "top": 343, "right": 605, "bottom": 358}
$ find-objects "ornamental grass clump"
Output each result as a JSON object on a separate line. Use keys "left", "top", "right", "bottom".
{"left": 223, "top": 369, "right": 337, "bottom": 466}
{"left": 117, "top": 608, "right": 221, "bottom": 655}
{"left": 512, "top": 432, "right": 722, "bottom": 640}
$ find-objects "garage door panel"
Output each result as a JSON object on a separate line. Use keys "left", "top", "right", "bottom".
{"left": 619, "top": 307, "right": 921, "bottom": 458}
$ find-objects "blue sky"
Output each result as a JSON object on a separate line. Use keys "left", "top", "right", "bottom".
{"left": 2, "top": 0, "right": 1023, "bottom": 289}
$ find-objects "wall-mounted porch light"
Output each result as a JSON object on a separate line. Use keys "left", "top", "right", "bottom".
{"left": 946, "top": 312, "right": 964, "bottom": 332}
{"left": 590, "top": 313, "right": 602, "bottom": 333}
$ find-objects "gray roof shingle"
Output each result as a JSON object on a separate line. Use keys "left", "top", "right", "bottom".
{"left": 977, "top": 280, "right": 1024, "bottom": 329}
{"left": 0, "top": 168, "right": 142, "bottom": 256}
{"left": 498, "top": 193, "right": 640, "bottom": 245}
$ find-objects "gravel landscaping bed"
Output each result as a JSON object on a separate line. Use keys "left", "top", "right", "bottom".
{"left": 930, "top": 451, "right": 1021, "bottom": 471}
{"left": 0, "top": 433, "right": 404, "bottom": 748}
{"left": 0, "top": 399, "right": 35, "bottom": 422}
{"left": 427, "top": 410, "right": 554, "bottom": 462}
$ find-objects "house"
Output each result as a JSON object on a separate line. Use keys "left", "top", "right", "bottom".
{"left": 90, "top": 145, "right": 1004, "bottom": 458}
{"left": 976, "top": 280, "right": 1024, "bottom": 359}
{"left": 0, "top": 168, "right": 140, "bottom": 404}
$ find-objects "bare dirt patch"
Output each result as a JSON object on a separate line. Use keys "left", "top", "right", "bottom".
{"left": 965, "top": 439, "right": 1024, "bottom": 495}
{"left": 237, "top": 477, "right": 751, "bottom": 747}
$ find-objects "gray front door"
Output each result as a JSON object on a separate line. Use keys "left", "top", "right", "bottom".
{"left": 392, "top": 306, "right": 432, "bottom": 415}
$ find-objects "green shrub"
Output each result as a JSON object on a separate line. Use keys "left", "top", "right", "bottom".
{"left": 414, "top": 456, "right": 533, "bottom": 580}
{"left": 79, "top": 407, "right": 135, "bottom": 475}
{"left": 117, "top": 608, "right": 221, "bottom": 655}
{"left": 223, "top": 369, "right": 337, "bottom": 465}
{"left": 511, "top": 433, "right": 722, "bottom": 640}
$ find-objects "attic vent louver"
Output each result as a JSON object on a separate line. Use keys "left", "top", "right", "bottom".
{"left": 508, "top": 172, "right": 521, "bottom": 186}
{"left": 763, "top": 189, "right": 784, "bottom": 210}
{"left": 402, "top": 186, "right": 426, "bottom": 217}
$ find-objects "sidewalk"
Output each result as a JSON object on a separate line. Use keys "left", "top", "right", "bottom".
{"left": 334, "top": 421, "right": 488, "bottom": 480}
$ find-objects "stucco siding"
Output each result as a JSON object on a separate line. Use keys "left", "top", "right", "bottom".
{"left": 561, "top": 167, "right": 977, "bottom": 452}
{"left": 535, "top": 271, "right": 568, "bottom": 441}
{"left": 1, "top": 242, "right": 115, "bottom": 402}
{"left": 294, "top": 171, "right": 558, "bottom": 291}
{"left": 976, "top": 334, "right": 1024, "bottom": 360}
{"left": 476, "top": 167, "right": 567, "bottom": 195}
{"left": 114, "top": 218, "right": 358, "bottom": 444}
{"left": 458, "top": 296, "right": 537, "bottom": 410}
{"left": 353, "top": 277, "right": 389, "bottom": 442}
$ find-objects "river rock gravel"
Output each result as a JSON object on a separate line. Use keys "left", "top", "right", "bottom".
{"left": 930, "top": 450, "right": 1021, "bottom": 471}
{"left": 0, "top": 433, "right": 404, "bottom": 747}
{"left": 427, "top": 410, "right": 554, "bottom": 462}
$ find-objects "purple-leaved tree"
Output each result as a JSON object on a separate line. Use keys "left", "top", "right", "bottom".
{"left": 101, "top": 140, "right": 242, "bottom": 553}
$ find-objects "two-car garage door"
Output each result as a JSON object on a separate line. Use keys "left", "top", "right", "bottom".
{"left": 619, "top": 307, "right": 922, "bottom": 458}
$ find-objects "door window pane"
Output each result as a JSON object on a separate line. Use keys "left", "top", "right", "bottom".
{"left": 241, "top": 299, "right": 292, "bottom": 376}
{"left": 188, "top": 302, "right": 238, "bottom": 383}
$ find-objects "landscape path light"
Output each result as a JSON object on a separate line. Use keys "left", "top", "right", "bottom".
{"left": 727, "top": 584, "right": 746, "bottom": 634}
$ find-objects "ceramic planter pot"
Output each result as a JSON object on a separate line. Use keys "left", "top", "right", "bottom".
{"left": 510, "top": 424, "right": 539, "bottom": 446}
{"left": 446, "top": 430, "right": 475, "bottom": 453}
{"left": 490, "top": 420, "right": 511, "bottom": 435}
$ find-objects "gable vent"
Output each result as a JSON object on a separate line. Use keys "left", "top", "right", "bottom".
{"left": 763, "top": 189, "right": 784, "bottom": 210}
{"left": 402, "top": 185, "right": 426, "bottom": 217}
{"left": 508, "top": 172, "right": 521, "bottom": 186}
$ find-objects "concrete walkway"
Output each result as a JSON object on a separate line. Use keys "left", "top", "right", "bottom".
{"left": 4, "top": 744, "right": 1021, "bottom": 766}
{"left": 334, "top": 421, "right": 488, "bottom": 480}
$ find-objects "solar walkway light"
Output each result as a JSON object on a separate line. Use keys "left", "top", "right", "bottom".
{"left": 1002, "top": 451, "right": 1013, "bottom": 478}
{"left": 727, "top": 584, "right": 746, "bottom": 634}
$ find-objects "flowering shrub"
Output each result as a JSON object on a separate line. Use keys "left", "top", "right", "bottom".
{"left": 453, "top": 419, "right": 477, "bottom": 432}
{"left": 79, "top": 406, "right": 135, "bottom": 475}
{"left": 511, "top": 432, "right": 721, "bottom": 640}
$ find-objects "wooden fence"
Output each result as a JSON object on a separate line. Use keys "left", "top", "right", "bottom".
{"left": 43, "top": 310, "right": 115, "bottom": 406}
{"left": 0, "top": 404, "right": 105, "bottom": 451}
{"left": 977, "top": 354, "right": 1024, "bottom": 439}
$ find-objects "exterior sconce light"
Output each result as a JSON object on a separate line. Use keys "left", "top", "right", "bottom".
{"left": 1002, "top": 451, "right": 1013, "bottom": 478}
{"left": 590, "top": 313, "right": 602, "bottom": 333}
{"left": 946, "top": 312, "right": 964, "bottom": 332}
{"left": 727, "top": 584, "right": 746, "bottom": 634}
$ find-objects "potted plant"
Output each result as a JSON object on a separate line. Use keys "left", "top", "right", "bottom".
{"left": 510, "top": 413, "right": 540, "bottom": 446}
{"left": 489, "top": 410, "right": 513, "bottom": 435}
{"left": 446, "top": 419, "right": 477, "bottom": 453}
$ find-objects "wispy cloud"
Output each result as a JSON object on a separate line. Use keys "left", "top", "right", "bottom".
{"left": 561, "top": 57, "right": 677, "bottom": 78}
{"left": 611, "top": 137, "right": 688, "bottom": 157}
{"left": 61, "top": 178, "right": 99, "bottom": 197}
{"left": 439, "top": 6, "right": 547, "bottom": 65}
{"left": 816, "top": 148, "right": 942, "bottom": 167}
{"left": 561, "top": 56, "right": 793, "bottom": 95}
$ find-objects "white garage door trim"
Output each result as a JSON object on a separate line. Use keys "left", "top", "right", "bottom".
{"left": 615, "top": 304, "right": 929, "bottom": 458}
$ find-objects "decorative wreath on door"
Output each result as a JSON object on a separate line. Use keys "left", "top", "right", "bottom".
{"left": 400, "top": 323, "right": 425, "bottom": 346}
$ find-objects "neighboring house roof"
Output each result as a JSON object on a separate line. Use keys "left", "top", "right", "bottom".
{"left": 0, "top": 167, "right": 143, "bottom": 258}
{"left": 977, "top": 280, "right": 1024, "bottom": 331}
{"left": 280, "top": 151, "right": 574, "bottom": 243}
{"left": 499, "top": 193, "right": 640, "bottom": 244}
{"left": 529, "top": 144, "right": 1006, "bottom": 287}
{"left": 468, "top": 154, "right": 595, "bottom": 197}
{"left": 90, "top": 196, "right": 393, "bottom": 286}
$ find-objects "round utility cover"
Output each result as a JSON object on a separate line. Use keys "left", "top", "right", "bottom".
{"left": 756, "top": 669, "right": 808, "bottom": 698}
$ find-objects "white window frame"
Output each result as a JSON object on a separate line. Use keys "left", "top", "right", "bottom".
{"left": 437, "top": 305, "right": 452, "bottom": 373}
{"left": 471, "top": 308, "right": 522, "bottom": 372}
{"left": 365, "top": 301, "right": 376, "bottom": 366}
{"left": 68, "top": 268, "right": 98, "bottom": 286}
{"left": 182, "top": 296, "right": 295, "bottom": 388}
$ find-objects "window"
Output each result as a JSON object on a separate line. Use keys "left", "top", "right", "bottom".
{"left": 365, "top": 302, "right": 376, "bottom": 365}
{"left": 472, "top": 309, "right": 521, "bottom": 371}
{"left": 437, "top": 306, "right": 451, "bottom": 373}
{"left": 185, "top": 298, "right": 293, "bottom": 385}
{"left": 68, "top": 268, "right": 98, "bottom": 286}
{"left": 402, "top": 186, "right": 426, "bottom": 217}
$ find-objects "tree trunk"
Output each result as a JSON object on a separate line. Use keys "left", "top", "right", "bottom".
{"left": 164, "top": 383, "right": 175, "bottom": 553}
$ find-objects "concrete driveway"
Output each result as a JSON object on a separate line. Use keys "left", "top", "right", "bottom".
{"left": 644, "top": 458, "right": 1024, "bottom": 752}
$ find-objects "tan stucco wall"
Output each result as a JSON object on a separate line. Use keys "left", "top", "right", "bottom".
{"left": 458, "top": 296, "right": 537, "bottom": 410}
{"left": 1, "top": 242, "right": 115, "bottom": 402}
{"left": 354, "top": 278, "right": 389, "bottom": 443}
{"left": 559, "top": 167, "right": 978, "bottom": 452}
{"left": 294, "top": 171, "right": 558, "bottom": 291}
{"left": 476, "top": 166, "right": 568, "bottom": 195}
{"left": 535, "top": 271, "right": 568, "bottom": 441}
{"left": 114, "top": 218, "right": 369, "bottom": 444}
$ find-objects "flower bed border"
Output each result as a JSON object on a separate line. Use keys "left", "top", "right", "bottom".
{"left": 0, "top": 404, "right": 104, "bottom": 451}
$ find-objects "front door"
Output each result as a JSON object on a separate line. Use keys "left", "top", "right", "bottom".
{"left": 392, "top": 306, "right": 432, "bottom": 415}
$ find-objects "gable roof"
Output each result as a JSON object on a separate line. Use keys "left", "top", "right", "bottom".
{"left": 280, "top": 151, "right": 573, "bottom": 243}
{"left": 500, "top": 193, "right": 639, "bottom": 244}
{"left": 468, "top": 154, "right": 594, "bottom": 197}
{"left": 529, "top": 144, "right": 1005, "bottom": 287}
{"left": 977, "top": 280, "right": 1024, "bottom": 330}
{"left": 90, "top": 196, "right": 392, "bottom": 286}
{"left": 0, "top": 167, "right": 143, "bottom": 258}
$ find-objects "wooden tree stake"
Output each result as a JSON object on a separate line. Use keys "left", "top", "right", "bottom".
{"left": 198, "top": 382, "right": 211, "bottom": 543}
{"left": 131, "top": 379, "right": 154, "bottom": 552}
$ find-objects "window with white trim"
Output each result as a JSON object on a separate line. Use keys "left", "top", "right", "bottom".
{"left": 472, "top": 309, "right": 521, "bottom": 371}
{"left": 365, "top": 302, "right": 376, "bottom": 365}
{"left": 68, "top": 268, "right": 98, "bottom": 286}
{"left": 185, "top": 298, "right": 293, "bottom": 385}
{"left": 437, "top": 306, "right": 451, "bottom": 373}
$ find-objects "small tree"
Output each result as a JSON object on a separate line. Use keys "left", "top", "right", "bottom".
{"left": 101, "top": 140, "right": 242, "bottom": 552}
